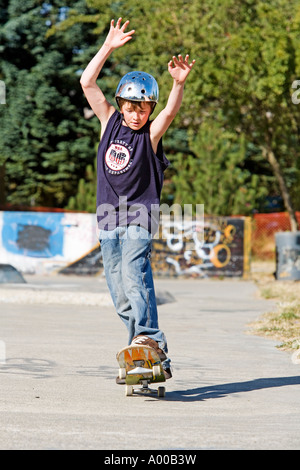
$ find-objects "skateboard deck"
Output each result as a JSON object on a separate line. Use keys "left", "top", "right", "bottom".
{"left": 116, "top": 345, "right": 166, "bottom": 397}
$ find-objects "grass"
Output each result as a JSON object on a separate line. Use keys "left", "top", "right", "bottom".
{"left": 249, "top": 261, "right": 300, "bottom": 352}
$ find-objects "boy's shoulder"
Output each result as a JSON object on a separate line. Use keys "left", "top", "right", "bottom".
{"left": 104, "top": 108, "right": 122, "bottom": 131}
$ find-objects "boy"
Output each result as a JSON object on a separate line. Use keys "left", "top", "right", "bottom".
{"left": 80, "top": 18, "right": 195, "bottom": 381}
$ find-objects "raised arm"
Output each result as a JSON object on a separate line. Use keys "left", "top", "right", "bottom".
{"left": 80, "top": 18, "right": 135, "bottom": 132}
{"left": 150, "top": 54, "right": 195, "bottom": 152}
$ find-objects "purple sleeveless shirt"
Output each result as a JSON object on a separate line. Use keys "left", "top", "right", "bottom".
{"left": 96, "top": 110, "right": 170, "bottom": 234}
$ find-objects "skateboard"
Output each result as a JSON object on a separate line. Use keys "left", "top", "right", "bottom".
{"left": 116, "top": 345, "right": 166, "bottom": 397}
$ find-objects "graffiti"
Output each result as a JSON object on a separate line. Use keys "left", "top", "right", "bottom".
{"left": 0, "top": 211, "right": 250, "bottom": 277}
{"left": 2, "top": 212, "right": 64, "bottom": 257}
{"left": 0, "top": 211, "right": 98, "bottom": 273}
{"left": 17, "top": 224, "right": 52, "bottom": 252}
{"left": 152, "top": 217, "right": 250, "bottom": 277}
{"left": 60, "top": 216, "right": 250, "bottom": 278}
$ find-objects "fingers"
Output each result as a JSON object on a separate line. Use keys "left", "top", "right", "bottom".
{"left": 169, "top": 55, "right": 184, "bottom": 69}
{"left": 170, "top": 54, "right": 196, "bottom": 68}
{"left": 111, "top": 17, "right": 129, "bottom": 30}
{"left": 121, "top": 20, "right": 130, "bottom": 31}
{"left": 110, "top": 18, "right": 135, "bottom": 37}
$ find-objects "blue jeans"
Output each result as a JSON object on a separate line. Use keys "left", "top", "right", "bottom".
{"left": 99, "top": 226, "right": 169, "bottom": 365}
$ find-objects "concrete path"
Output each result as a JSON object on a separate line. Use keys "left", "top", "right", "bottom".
{"left": 0, "top": 275, "right": 299, "bottom": 450}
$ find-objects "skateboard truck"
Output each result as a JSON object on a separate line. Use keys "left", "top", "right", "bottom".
{"left": 125, "top": 380, "right": 166, "bottom": 397}
{"left": 120, "top": 365, "right": 166, "bottom": 397}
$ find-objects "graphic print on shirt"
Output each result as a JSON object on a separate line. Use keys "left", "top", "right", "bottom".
{"left": 105, "top": 140, "right": 133, "bottom": 175}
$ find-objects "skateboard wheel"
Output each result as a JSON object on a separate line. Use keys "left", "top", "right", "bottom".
{"left": 125, "top": 385, "right": 133, "bottom": 396}
{"left": 119, "top": 368, "right": 126, "bottom": 379}
{"left": 157, "top": 386, "right": 165, "bottom": 398}
{"left": 152, "top": 365, "right": 161, "bottom": 378}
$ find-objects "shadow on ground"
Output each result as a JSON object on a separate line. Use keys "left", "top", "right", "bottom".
{"left": 164, "top": 376, "right": 300, "bottom": 402}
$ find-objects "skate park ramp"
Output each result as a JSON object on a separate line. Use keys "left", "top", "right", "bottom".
{"left": 58, "top": 244, "right": 103, "bottom": 276}
{"left": 0, "top": 264, "right": 26, "bottom": 284}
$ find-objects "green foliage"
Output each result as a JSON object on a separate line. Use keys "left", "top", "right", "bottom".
{"left": 2, "top": 0, "right": 300, "bottom": 217}
{"left": 72, "top": 0, "right": 300, "bottom": 216}
{"left": 0, "top": 0, "right": 100, "bottom": 207}
{"left": 66, "top": 158, "right": 96, "bottom": 212}
{"left": 171, "top": 119, "right": 268, "bottom": 215}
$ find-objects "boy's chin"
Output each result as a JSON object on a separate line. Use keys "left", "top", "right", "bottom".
{"left": 129, "top": 123, "right": 142, "bottom": 129}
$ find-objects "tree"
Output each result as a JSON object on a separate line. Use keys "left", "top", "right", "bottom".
{"left": 82, "top": 0, "right": 300, "bottom": 224}
{"left": 0, "top": 0, "right": 100, "bottom": 207}
{"left": 171, "top": 117, "right": 268, "bottom": 215}
{"left": 66, "top": 157, "right": 96, "bottom": 211}
{"left": 12, "top": 0, "right": 299, "bottom": 221}
{"left": 181, "top": 0, "right": 300, "bottom": 228}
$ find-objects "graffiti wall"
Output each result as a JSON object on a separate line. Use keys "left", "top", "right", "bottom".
{"left": 0, "top": 211, "right": 251, "bottom": 277}
{"left": 0, "top": 211, "right": 98, "bottom": 274}
{"left": 151, "top": 216, "right": 251, "bottom": 278}
{"left": 61, "top": 215, "right": 251, "bottom": 278}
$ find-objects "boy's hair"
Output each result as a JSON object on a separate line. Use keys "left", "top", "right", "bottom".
{"left": 118, "top": 98, "right": 155, "bottom": 113}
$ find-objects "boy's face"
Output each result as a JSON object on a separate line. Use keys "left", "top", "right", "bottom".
{"left": 121, "top": 101, "right": 152, "bottom": 130}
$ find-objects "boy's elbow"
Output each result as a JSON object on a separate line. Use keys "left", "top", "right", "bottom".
{"left": 80, "top": 77, "right": 89, "bottom": 89}
{"left": 80, "top": 74, "right": 94, "bottom": 89}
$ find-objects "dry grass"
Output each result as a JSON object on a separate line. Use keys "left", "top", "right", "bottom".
{"left": 249, "top": 261, "right": 300, "bottom": 352}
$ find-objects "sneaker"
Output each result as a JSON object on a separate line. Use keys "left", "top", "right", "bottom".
{"left": 163, "top": 367, "right": 172, "bottom": 380}
{"left": 131, "top": 335, "right": 167, "bottom": 362}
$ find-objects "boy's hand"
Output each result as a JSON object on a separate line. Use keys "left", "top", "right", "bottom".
{"left": 104, "top": 18, "right": 135, "bottom": 50}
{"left": 168, "top": 54, "right": 196, "bottom": 84}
